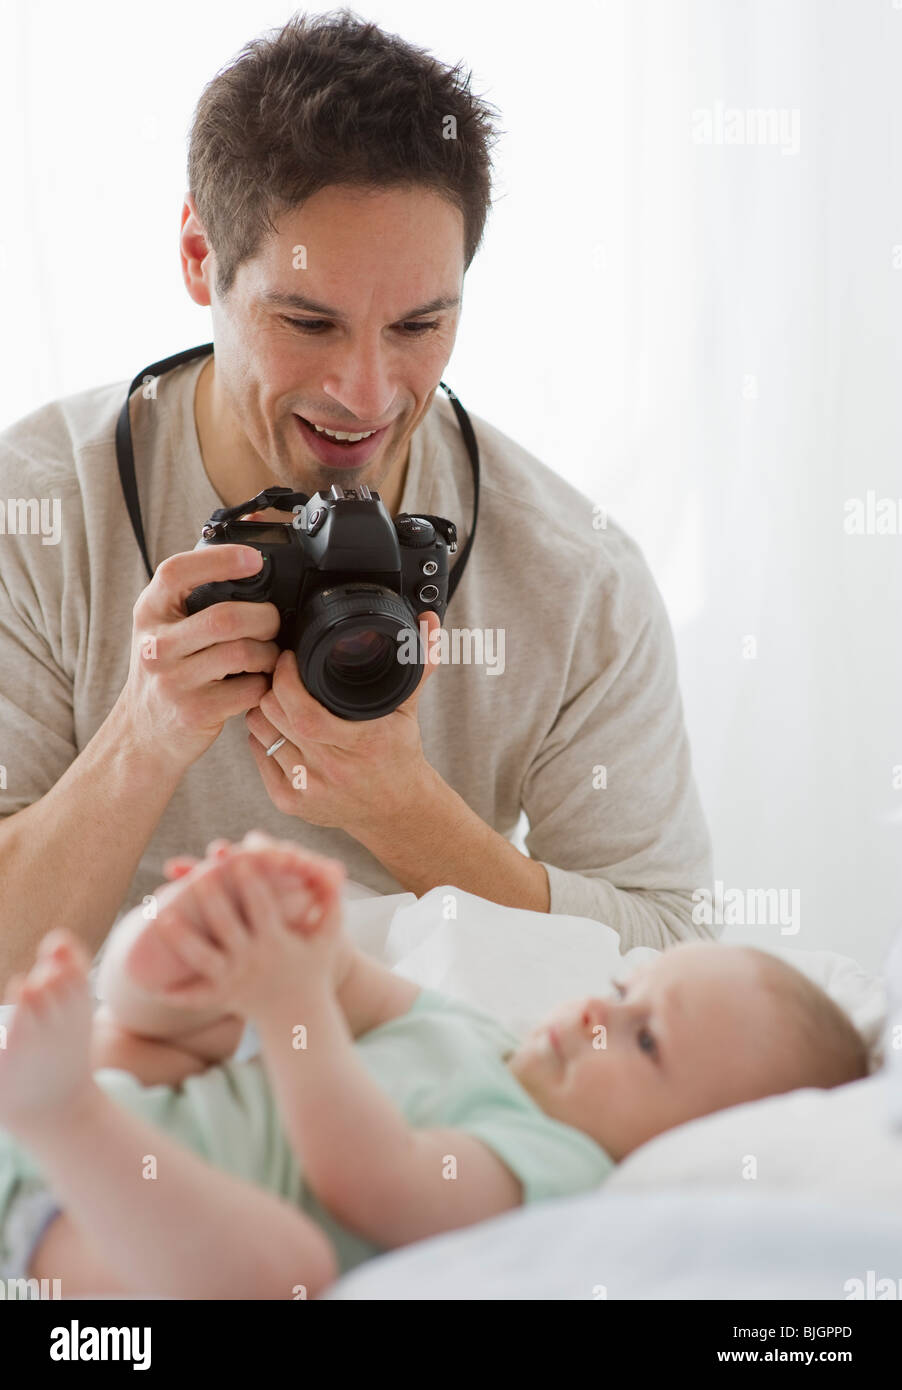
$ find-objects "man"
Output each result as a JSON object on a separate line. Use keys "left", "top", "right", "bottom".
{"left": 0, "top": 12, "right": 712, "bottom": 985}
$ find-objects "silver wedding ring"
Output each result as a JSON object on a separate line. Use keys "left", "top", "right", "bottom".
{"left": 265, "top": 736, "right": 287, "bottom": 757}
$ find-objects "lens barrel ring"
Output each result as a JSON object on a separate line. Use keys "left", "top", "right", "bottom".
{"left": 296, "top": 584, "right": 425, "bottom": 721}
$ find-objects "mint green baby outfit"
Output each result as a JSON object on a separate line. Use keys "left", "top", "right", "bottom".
{"left": 0, "top": 987, "right": 613, "bottom": 1287}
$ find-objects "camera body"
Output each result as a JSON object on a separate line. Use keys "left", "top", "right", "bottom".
{"left": 185, "top": 483, "right": 457, "bottom": 721}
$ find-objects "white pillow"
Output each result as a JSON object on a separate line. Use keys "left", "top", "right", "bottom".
{"left": 606, "top": 1071, "right": 902, "bottom": 1206}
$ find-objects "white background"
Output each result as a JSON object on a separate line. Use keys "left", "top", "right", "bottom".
{"left": 1, "top": 0, "right": 900, "bottom": 969}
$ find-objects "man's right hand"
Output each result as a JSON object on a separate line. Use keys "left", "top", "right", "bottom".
{"left": 119, "top": 544, "right": 281, "bottom": 772}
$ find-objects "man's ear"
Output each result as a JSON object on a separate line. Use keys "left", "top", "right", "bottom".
{"left": 180, "top": 194, "right": 214, "bottom": 308}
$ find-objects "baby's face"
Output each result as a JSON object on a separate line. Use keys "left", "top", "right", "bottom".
{"left": 508, "top": 943, "right": 782, "bottom": 1161}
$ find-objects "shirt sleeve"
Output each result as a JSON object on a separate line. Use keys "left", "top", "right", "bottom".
{"left": 520, "top": 529, "right": 715, "bottom": 950}
{"left": 456, "top": 1097, "right": 615, "bottom": 1204}
{"left": 0, "top": 451, "right": 80, "bottom": 819}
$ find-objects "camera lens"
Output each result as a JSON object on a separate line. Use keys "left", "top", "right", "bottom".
{"left": 296, "top": 584, "right": 426, "bottom": 720}
{"left": 325, "top": 628, "right": 396, "bottom": 684}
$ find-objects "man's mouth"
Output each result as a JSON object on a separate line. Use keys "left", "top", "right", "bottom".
{"left": 294, "top": 414, "right": 391, "bottom": 468}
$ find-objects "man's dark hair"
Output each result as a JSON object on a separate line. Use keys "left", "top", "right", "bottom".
{"left": 187, "top": 7, "right": 503, "bottom": 298}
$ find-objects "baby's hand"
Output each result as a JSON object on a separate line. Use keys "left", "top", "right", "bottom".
{"left": 150, "top": 837, "right": 347, "bottom": 1017}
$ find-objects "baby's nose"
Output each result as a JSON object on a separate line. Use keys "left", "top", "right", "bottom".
{"left": 581, "top": 997, "right": 609, "bottom": 1034}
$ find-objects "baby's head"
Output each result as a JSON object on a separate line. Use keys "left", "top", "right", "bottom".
{"left": 508, "top": 942, "right": 868, "bottom": 1161}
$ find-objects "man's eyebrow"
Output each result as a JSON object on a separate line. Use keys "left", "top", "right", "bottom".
{"left": 260, "top": 291, "right": 460, "bottom": 320}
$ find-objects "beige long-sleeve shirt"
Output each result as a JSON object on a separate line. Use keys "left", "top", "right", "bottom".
{"left": 0, "top": 354, "right": 712, "bottom": 949}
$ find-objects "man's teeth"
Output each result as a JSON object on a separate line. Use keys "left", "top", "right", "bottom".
{"left": 310, "top": 421, "right": 376, "bottom": 442}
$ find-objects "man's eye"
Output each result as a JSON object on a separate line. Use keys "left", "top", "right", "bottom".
{"left": 638, "top": 1028, "right": 657, "bottom": 1056}
{"left": 283, "top": 318, "right": 329, "bottom": 334}
{"left": 281, "top": 318, "right": 440, "bottom": 336}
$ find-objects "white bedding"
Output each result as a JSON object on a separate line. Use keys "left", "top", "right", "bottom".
{"left": 5, "top": 876, "right": 894, "bottom": 1300}
{"left": 325, "top": 1187, "right": 902, "bottom": 1301}
{"left": 343, "top": 882, "right": 889, "bottom": 1059}
{"left": 323, "top": 880, "right": 901, "bottom": 1299}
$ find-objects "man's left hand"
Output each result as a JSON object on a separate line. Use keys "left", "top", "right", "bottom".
{"left": 245, "top": 610, "right": 441, "bottom": 839}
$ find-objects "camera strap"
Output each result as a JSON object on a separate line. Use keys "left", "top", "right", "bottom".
{"left": 115, "top": 343, "right": 480, "bottom": 602}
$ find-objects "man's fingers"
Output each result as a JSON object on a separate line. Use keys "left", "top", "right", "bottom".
{"left": 145, "top": 545, "right": 267, "bottom": 619}
{"left": 396, "top": 611, "right": 441, "bottom": 712}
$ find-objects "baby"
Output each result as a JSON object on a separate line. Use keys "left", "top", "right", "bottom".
{"left": 0, "top": 832, "right": 868, "bottom": 1299}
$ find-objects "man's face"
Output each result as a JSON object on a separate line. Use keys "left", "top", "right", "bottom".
{"left": 184, "top": 183, "right": 464, "bottom": 500}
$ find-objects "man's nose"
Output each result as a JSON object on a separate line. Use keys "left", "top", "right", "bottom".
{"left": 321, "top": 342, "right": 396, "bottom": 422}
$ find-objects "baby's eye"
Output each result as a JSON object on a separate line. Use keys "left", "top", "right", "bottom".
{"left": 611, "top": 979, "right": 626, "bottom": 999}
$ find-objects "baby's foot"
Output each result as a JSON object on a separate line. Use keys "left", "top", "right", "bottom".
{"left": 120, "top": 878, "right": 210, "bottom": 997}
{"left": 0, "top": 929, "right": 97, "bottom": 1138}
{"left": 124, "top": 838, "right": 344, "bottom": 997}
{"left": 236, "top": 832, "right": 345, "bottom": 936}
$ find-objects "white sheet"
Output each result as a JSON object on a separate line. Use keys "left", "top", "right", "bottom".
{"left": 324, "top": 1185, "right": 902, "bottom": 1300}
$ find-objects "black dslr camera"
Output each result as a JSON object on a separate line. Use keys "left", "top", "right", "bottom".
{"left": 185, "top": 483, "right": 457, "bottom": 721}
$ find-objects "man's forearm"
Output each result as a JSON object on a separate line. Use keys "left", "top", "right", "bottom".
{"left": 352, "top": 765, "right": 551, "bottom": 911}
{"left": 0, "top": 692, "right": 183, "bottom": 987}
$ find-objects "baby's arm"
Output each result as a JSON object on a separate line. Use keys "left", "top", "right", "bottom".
{"left": 259, "top": 986, "right": 523, "bottom": 1249}
{"left": 214, "top": 860, "right": 524, "bottom": 1248}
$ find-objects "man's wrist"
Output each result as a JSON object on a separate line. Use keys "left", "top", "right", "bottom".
{"left": 350, "top": 759, "right": 453, "bottom": 853}
{"left": 348, "top": 760, "right": 552, "bottom": 912}
{"left": 105, "top": 689, "right": 190, "bottom": 785}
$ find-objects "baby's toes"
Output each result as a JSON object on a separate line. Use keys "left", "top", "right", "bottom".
{"left": 36, "top": 929, "right": 90, "bottom": 980}
{"left": 23, "top": 960, "right": 81, "bottom": 1027}
{"left": 46, "top": 953, "right": 88, "bottom": 1006}
{"left": 310, "top": 860, "right": 345, "bottom": 912}
{"left": 15, "top": 970, "right": 55, "bottom": 1018}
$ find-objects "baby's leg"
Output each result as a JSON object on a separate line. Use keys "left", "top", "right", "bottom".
{"left": 0, "top": 930, "right": 336, "bottom": 1299}
{"left": 90, "top": 1005, "right": 244, "bottom": 1086}
{"left": 96, "top": 839, "right": 331, "bottom": 1074}
{"left": 96, "top": 886, "right": 247, "bottom": 1063}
